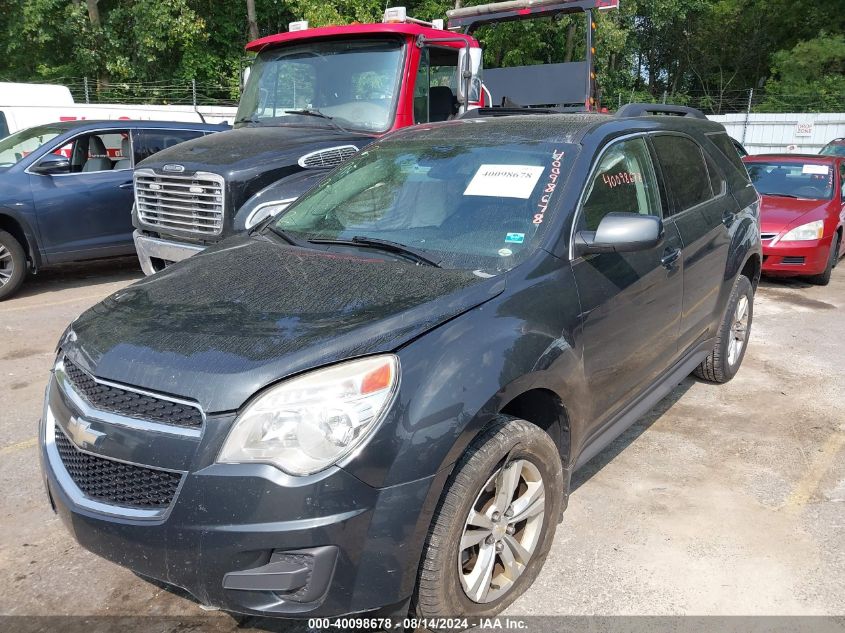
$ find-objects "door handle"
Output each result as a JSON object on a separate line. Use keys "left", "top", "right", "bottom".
{"left": 722, "top": 209, "right": 735, "bottom": 226}
{"left": 661, "top": 247, "right": 681, "bottom": 269}
{"left": 119, "top": 182, "right": 134, "bottom": 190}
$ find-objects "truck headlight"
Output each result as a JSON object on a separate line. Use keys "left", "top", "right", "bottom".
{"left": 244, "top": 198, "right": 297, "bottom": 229}
{"left": 781, "top": 220, "right": 824, "bottom": 241}
{"left": 218, "top": 355, "right": 399, "bottom": 475}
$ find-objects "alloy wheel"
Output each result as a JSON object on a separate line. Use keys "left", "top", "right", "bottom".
{"left": 727, "top": 295, "right": 749, "bottom": 366}
{"left": 0, "top": 244, "right": 13, "bottom": 287}
{"left": 458, "top": 459, "right": 546, "bottom": 604}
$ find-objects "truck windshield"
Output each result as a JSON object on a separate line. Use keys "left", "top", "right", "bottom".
{"left": 236, "top": 38, "right": 405, "bottom": 133}
{"left": 271, "top": 128, "right": 577, "bottom": 274}
{"left": 0, "top": 125, "right": 64, "bottom": 167}
{"left": 746, "top": 161, "right": 834, "bottom": 200}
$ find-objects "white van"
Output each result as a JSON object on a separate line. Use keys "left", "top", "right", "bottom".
{"left": 0, "top": 82, "right": 236, "bottom": 137}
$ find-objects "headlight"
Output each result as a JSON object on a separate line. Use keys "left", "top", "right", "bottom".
{"left": 781, "top": 220, "right": 824, "bottom": 241}
{"left": 218, "top": 355, "right": 399, "bottom": 475}
{"left": 244, "top": 198, "right": 297, "bottom": 229}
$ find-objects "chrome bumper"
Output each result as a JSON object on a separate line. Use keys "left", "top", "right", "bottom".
{"left": 133, "top": 230, "right": 205, "bottom": 276}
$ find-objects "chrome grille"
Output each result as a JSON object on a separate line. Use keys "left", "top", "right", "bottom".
{"left": 298, "top": 145, "right": 358, "bottom": 169}
{"left": 134, "top": 168, "right": 224, "bottom": 235}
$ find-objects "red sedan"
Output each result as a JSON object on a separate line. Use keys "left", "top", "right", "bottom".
{"left": 743, "top": 154, "right": 844, "bottom": 285}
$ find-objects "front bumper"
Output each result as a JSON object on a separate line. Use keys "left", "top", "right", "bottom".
{"left": 761, "top": 235, "right": 832, "bottom": 276}
{"left": 40, "top": 372, "right": 441, "bottom": 618}
{"left": 133, "top": 230, "right": 205, "bottom": 276}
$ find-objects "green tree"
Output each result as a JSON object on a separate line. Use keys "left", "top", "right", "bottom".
{"left": 760, "top": 33, "right": 845, "bottom": 112}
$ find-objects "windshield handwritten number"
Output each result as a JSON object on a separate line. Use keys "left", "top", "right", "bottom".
{"left": 534, "top": 150, "right": 564, "bottom": 225}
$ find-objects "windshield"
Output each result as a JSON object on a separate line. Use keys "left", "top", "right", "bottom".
{"left": 0, "top": 125, "right": 64, "bottom": 167}
{"left": 236, "top": 38, "right": 405, "bottom": 133}
{"left": 820, "top": 142, "right": 845, "bottom": 157}
{"left": 746, "top": 161, "right": 834, "bottom": 200}
{"left": 272, "top": 130, "right": 577, "bottom": 274}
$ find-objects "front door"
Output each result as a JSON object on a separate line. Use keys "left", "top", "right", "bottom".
{"left": 29, "top": 129, "right": 135, "bottom": 264}
{"left": 571, "top": 136, "right": 684, "bottom": 433}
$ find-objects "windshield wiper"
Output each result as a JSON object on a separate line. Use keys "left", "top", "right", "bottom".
{"left": 234, "top": 116, "right": 262, "bottom": 125}
{"left": 264, "top": 225, "right": 302, "bottom": 246}
{"left": 284, "top": 108, "right": 333, "bottom": 120}
{"left": 284, "top": 109, "right": 352, "bottom": 133}
{"left": 309, "top": 236, "right": 441, "bottom": 267}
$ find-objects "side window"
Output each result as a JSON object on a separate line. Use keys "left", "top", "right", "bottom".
{"left": 580, "top": 137, "right": 662, "bottom": 232}
{"left": 413, "top": 47, "right": 459, "bottom": 124}
{"left": 704, "top": 150, "right": 727, "bottom": 197}
{"left": 56, "top": 130, "right": 129, "bottom": 173}
{"left": 134, "top": 129, "right": 204, "bottom": 164}
{"left": 414, "top": 49, "right": 430, "bottom": 124}
{"left": 0, "top": 112, "right": 8, "bottom": 139}
{"left": 840, "top": 164, "right": 845, "bottom": 202}
{"left": 708, "top": 132, "right": 751, "bottom": 184}
{"left": 652, "top": 135, "right": 713, "bottom": 212}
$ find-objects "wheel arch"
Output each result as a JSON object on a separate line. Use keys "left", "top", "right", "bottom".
{"left": 499, "top": 388, "right": 572, "bottom": 470}
{"left": 0, "top": 211, "right": 39, "bottom": 271}
{"left": 740, "top": 251, "right": 762, "bottom": 290}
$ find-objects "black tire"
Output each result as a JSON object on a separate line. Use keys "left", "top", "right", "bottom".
{"left": 0, "top": 230, "right": 26, "bottom": 301}
{"left": 694, "top": 275, "right": 754, "bottom": 383}
{"left": 415, "top": 417, "right": 564, "bottom": 621}
{"left": 807, "top": 234, "right": 840, "bottom": 286}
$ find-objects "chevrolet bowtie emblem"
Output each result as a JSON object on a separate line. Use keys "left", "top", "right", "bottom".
{"left": 66, "top": 416, "right": 105, "bottom": 449}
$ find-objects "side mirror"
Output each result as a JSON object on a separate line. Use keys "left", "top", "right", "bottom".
{"left": 456, "top": 47, "right": 482, "bottom": 108}
{"left": 31, "top": 154, "right": 70, "bottom": 175}
{"left": 574, "top": 213, "right": 664, "bottom": 257}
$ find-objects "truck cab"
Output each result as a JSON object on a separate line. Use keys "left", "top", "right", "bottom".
{"left": 132, "top": 0, "right": 615, "bottom": 275}
{"left": 132, "top": 14, "right": 481, "bottom": 274}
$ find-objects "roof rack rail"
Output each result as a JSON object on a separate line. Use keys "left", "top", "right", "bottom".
{"left": 616, "top": 103, "right": 707, "bottom": 119}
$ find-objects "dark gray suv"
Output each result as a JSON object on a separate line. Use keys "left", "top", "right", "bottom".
{"left": 40, "top": 108, "right": 761, "bottom": 621}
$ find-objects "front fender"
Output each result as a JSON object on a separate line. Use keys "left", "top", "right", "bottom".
{"left": 342, "top": 256, "right": 585, "bottom": 490}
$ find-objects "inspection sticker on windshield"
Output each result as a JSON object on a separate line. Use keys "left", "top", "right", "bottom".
{"left": 505, "top": 232, "right": 525, "bottom": 244}
{"left": 464, "top": 165, "right": 545, "bottom": 199}
{"left": 802, "top": 164, "right": 829, "bottom": 175}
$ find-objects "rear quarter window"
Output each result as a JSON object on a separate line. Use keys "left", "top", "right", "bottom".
{"left": 708, "top": 132, "right": 752, "bottom": 185}
{"left": 652, "top": 135, "right": 713, "bottom": 213}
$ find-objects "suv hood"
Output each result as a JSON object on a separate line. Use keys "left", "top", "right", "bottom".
{"left": 62, "top": 236, "right": 503, "bottom": 413}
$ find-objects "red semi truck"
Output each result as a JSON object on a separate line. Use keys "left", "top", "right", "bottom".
{"left": 131, "top": 0, "right": 618, "bottom": 274}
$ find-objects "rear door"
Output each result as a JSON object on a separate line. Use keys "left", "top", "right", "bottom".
{"left": 571, "top": 135, "right": 684, "bottom": 431}
{"left": 29, "top": 129, "right": 135, "bottom": 263}
{"left": 651, "top": 134, "right": 734, "bottom": 353}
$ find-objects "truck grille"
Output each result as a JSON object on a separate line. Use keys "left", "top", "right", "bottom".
{"left": 63, "top": 356, "right": 203, "bottom": 429}
{"left": 134, "top": 169, "right": 224, "bottom": 235}
{"left": 55, "top": 427, "right": 182, "bottom": 508}
{"left": 298, "top": 145, "right": 358, "bottom": 168}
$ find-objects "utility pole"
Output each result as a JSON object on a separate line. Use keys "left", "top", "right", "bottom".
{"left": 742, "top": 88, "right": 753, "bottom": 145}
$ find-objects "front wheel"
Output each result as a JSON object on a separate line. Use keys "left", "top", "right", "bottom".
{"left": 414, "top": 417, "right": 564, "bottom": 620}
{"left": 694, "top": 274, "right": 754, "bottom": 383}
{"left": 808, "top": 233, "right": 840, "bottom": 286}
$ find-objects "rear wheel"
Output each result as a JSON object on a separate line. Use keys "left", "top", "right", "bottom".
{"left": 808, "top": 234, "right": 840, "bottom": 286}
{"left": 694, "top": 275, "right": 753, "bottom": 383}
{"left": 415, "top": 417, "right": 563, "bottom": 620}
{"left": 0, "top": 230, "right": 26, "bottom": 301}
